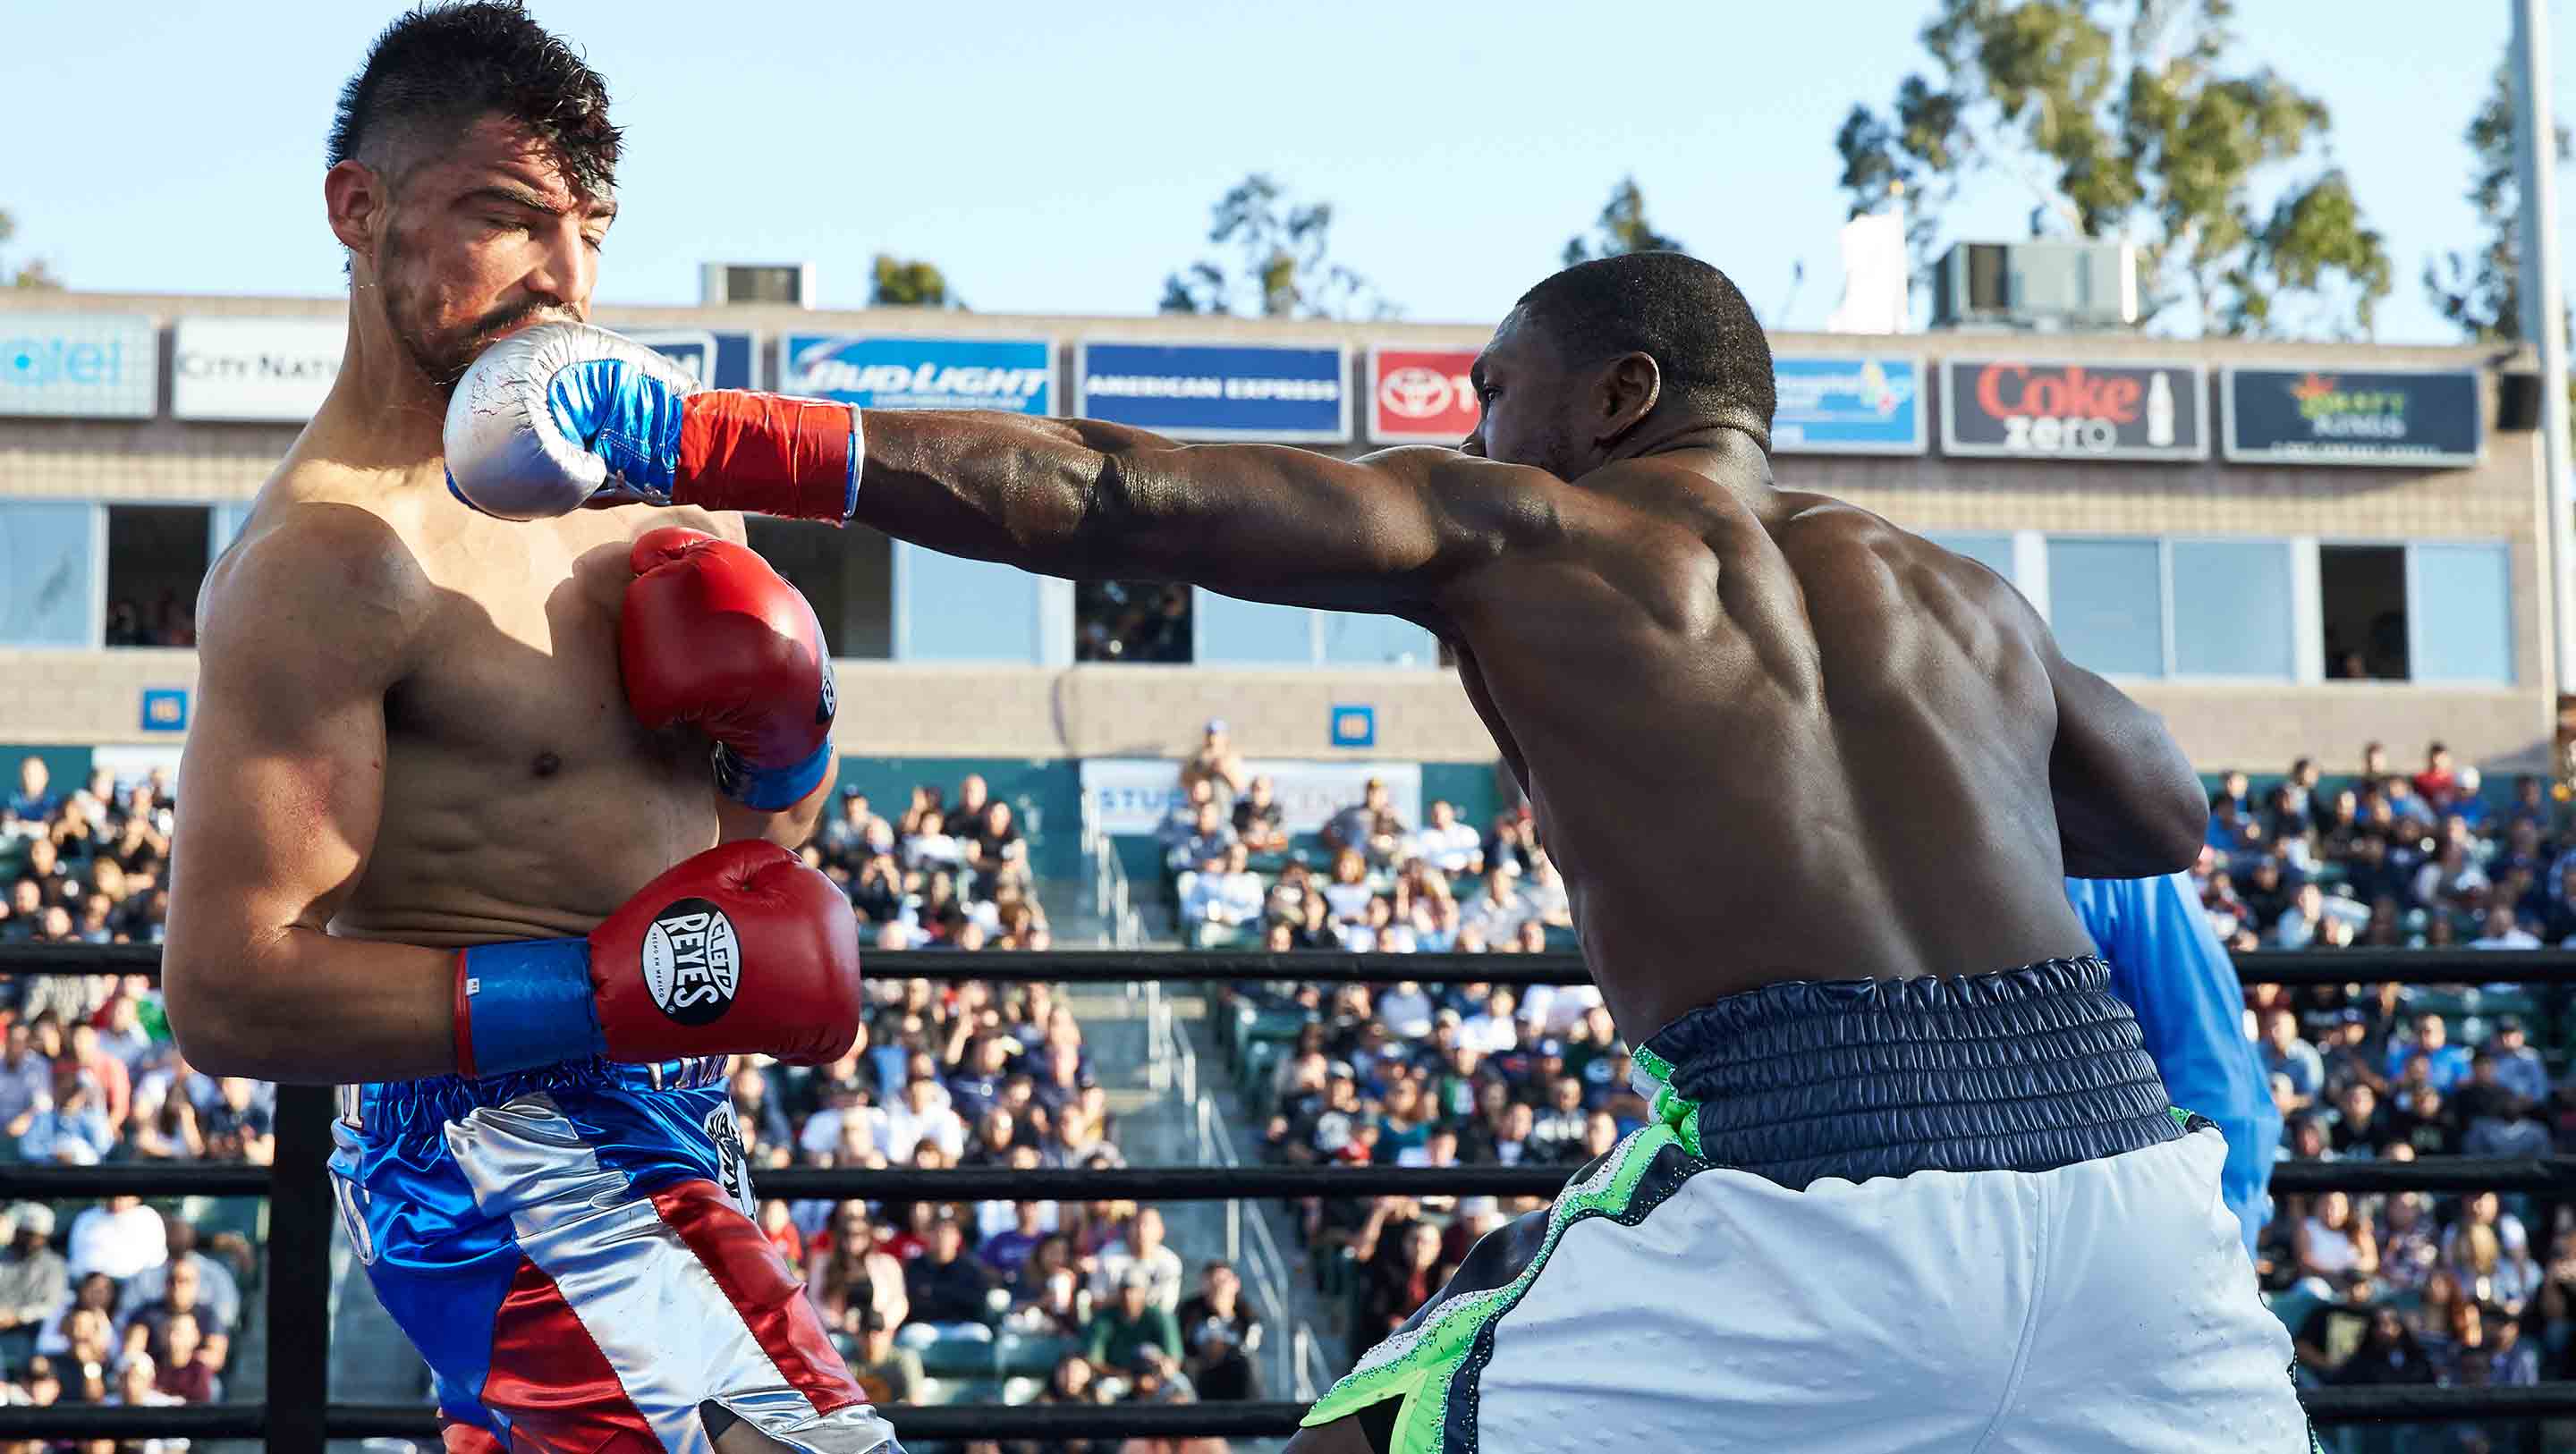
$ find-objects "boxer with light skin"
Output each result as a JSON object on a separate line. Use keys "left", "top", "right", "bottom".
{"left": 454, "top": 250, "right": 2316, "bottom": 1446}
{"left": 161, "top": 6, "right": 894, "bottom": 1452}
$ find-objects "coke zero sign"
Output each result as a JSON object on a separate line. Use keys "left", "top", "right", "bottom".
{"left": 1939, "top": 358, "right": 2207, "bottom": 461}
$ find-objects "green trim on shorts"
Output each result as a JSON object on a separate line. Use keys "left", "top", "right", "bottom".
{"left": 1301, "top": 1121, "right": 1688, "bottom": 1450}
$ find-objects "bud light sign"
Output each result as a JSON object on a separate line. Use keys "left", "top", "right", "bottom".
{"left": 1368, "top": 347, "right": 1480, "bottom": 444}
{"left": 1940, "top": 358, "right": 2207, "bottom": 461}
{"left": 782, "top": 334, "right": 1053, "bottom": 414}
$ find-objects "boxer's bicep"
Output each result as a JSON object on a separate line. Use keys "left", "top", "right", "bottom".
{"left": 2036, "top": 627, "right": 2210, "bottom": 879}
{"left": 1097, "top": 444, "right": 1561, "bottom": 611}
{"left": 166, "top": 528, "right": 454, "bottom": 1081}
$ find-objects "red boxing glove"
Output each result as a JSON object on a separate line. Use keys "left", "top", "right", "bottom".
{"left": 622, "top": 528, "right": 838, "bottom": 810}
{"left": 454, "top": 841, "right": 861, "bottom": 1077}
{"left": 589, "top": 841, "right": 861, "bottom": 1065}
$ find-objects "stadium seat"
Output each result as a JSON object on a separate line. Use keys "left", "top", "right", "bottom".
{"left": 914, "top": 1330, "right": 1001, "bottom": 1379}
{"left": 995, "top": 1331, "right": 1080, "bottom": 1377}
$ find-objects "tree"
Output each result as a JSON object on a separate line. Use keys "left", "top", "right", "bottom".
{"left": 870, "top": 254, "right": 958, "bottom": 308}
{"left": 0, "top": 210, "right": 62, "bottom": 290}
{"left": 1835, "top": 0, "right": 2392, "bottom": 337}
{"left": 1561, "top": 176, "right": 1687, "bottom": 266}
{"left": 1158, "top": 173, "right": 1394, "bottom": 319}
{"left": 2424, "top": 56, "right": 2568, "bottom": 343}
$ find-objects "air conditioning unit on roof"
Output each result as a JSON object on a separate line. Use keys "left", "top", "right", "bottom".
{"left": 1932, "top": 241, "right": 2137, "bottom": 331}
{"left": 700, "top": 262, "right": 815, "bottom": 308}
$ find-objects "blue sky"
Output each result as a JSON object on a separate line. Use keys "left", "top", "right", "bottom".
{"left": 5, "top": 1, "right": 2564, "bottom": 341}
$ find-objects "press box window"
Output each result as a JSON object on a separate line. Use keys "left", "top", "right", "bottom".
{"left": 2317, "top": 543, "right": 2513, "bottom": 684}
{"left": 2319, "top": 545, "right": 2411, "bottom": 681}
{"left": 2169, "top": 541, "right": 2293, "bottom": 679}
{"left": 105, "top": 504, "right": 210, "bottom": 648}
{"left": 0, "top": 501, "right": 96, "bottom": 647}
{"left": 2045, "top": 537, "right": 2165, "bottom": 678}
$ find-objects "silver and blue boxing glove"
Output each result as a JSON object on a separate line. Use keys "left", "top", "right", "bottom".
{"left": 443, "top": 322, "right": 860, "bottom": 523}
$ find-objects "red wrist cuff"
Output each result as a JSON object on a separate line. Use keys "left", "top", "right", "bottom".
{"left": 674, "top": 392, "right": 855, "bottom": 522}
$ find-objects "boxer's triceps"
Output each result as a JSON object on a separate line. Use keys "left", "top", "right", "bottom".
{"left": 846, "top": 409, "right": 1554, "bottom": 613}
{"left": 163, "top": 520, "right": 463, "bottom": 1086}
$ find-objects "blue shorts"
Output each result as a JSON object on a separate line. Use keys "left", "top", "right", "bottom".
{"left": 329, "top": 1055, "right": 899, "bottom": 1454}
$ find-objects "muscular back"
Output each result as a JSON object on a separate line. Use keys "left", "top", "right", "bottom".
{"left": 1435, "top": 456, "right": 2097, "bottom": 1037}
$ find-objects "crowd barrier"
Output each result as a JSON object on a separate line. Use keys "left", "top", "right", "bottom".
{"left": 0, "top": 943, "right": 2571, "bottom": 1447}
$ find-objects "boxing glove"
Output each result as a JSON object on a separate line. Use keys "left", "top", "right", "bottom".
{"left": 622, "top": 527, "right": 838, "bottom": 811}
{"left": 444, "top": 322, "right": 860, "bottom": 523}
{"left": 453, "top": 841, "right": 863, "bottom": 1078}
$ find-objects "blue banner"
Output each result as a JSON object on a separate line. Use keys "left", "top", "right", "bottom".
{"left": 628, "top": 329, "right": 755, "bottom": 390}
{"left": 1770, "top": 356, "right": 1925, "bottom": 455}
{"left": 1076, "top": 342, "right": 1349, "bottom": 442}
{"left": 781, "top": 334, "right": 1051, "bottom": 413}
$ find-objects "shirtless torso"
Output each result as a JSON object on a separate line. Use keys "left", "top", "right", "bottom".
{"left": 166, "top": 432, "right": 756, "bottom": 1081}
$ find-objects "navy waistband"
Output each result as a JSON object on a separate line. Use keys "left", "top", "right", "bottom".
{"left": 1631, "top": 957, "right": 2180, "bottom": 1190}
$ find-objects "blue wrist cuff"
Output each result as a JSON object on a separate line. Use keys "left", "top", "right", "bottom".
{"left": 714, "top": 733, "right": 835, "bottom": 812}
{"left": 458, "top": 938, "right": 605, "bottom": 1078}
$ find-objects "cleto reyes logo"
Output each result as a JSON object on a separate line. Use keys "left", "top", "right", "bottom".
{"left": 642, "top": 898, "right": 740, "bottom": 1027}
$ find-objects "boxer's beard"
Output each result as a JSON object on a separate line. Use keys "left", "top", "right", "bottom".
{"left": 378, "top": 233, "right": 576, "bottom": 400}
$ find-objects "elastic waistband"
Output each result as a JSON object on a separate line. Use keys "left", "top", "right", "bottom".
{"left": 352, "top": 1054, "right": 727, "bottom": 1130}
{"left": 1631, "top": 957, "right": 2181, "bottom": 1190}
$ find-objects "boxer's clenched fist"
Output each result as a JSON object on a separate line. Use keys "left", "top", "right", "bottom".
{"left": 443, "top": 322, "right": 859, "bottom": 523}
{"left": 621, "top": 527, "right": 838, "bottom": 811}
{"left": 453, "top": 841, "right": 863, "bottom": 1078}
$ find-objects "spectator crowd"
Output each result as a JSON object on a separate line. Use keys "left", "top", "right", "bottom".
{"left": 0, "top": 753, "right": 1279, "bottom": 1445}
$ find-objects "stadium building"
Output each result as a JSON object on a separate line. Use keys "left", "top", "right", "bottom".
{"left": 0, "top": 290, "right": 2546, "bottom": 889}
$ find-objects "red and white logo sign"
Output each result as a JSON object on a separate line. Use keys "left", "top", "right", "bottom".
{"left": 1368, "top": 347, "right": 1481, "bottom": 444}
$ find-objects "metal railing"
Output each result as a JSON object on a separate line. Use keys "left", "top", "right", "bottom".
{"left": 2, "top": 943, "right": 2573, "bottom": 1446}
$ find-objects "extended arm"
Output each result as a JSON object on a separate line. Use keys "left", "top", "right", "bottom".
{"left": 163, "top": 519, "right": 457, "bottom": 1084}
{"left": 853, "top": 412, "right": 1554, "bottom": 612}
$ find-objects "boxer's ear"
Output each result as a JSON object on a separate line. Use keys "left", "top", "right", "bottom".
{"left": 1592, "top": 351, "right": 1662, "bottom": 448}
{"left": 324, "top": 160, "right": 388, "bottom": 265}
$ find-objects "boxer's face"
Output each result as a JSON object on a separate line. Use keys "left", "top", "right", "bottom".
{"left": 333, "top": 114, "right": 614, "bottom": 393}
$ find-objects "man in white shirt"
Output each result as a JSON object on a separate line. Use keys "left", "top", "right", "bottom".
{"left": 1183, "top": 843, "right": 1267, "bottom": 928}
{"left": 885, "top": 1077, "right": 969, "bottom": 1164}
{"left": 2470, "top": 905, "right": 2543, "bottom": 951}
{"left": 66, "top": 1196, "right": 166, "bottom": 1282}
{"left": 797, "top": 1076, "right": 889, "bottom": 1162}
{"left": 903, "top": 811, "right": 967, "bottom": 874}
{"left": 1459, "top": 990, "right": 1521, "bottom": 1057}
{"left": 1410, "top": 801, "right": 1484, "bottom": 876}
{"left": 1377, "top": 982, "right": 1436, "bottom": 1039}
{"left": 1089, "top": 1206, "right": 1186, "bottom": 1315}
{"left": 1461, "top": 862, "right": 1531, "bottom": 944}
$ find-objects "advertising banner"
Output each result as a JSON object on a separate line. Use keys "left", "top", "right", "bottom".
{"left": 2222, "top": 367, "right": 2483, "bottom": 468}
{"left": 1771, "top": 356, "right": 1925, "bottom": 455}
{"left": 0, "top": 314, "right": 157, "bottom": 418}
{"left": 1940, "top": 357, "right": 2207, "bottom": 461}
{"left": 172, "top": 317, "right": 342, "bottom": 421}
{"left": 1076, "top": 342, "right": 1349, "bottom": 442}
{"left": 1368, "top": 347, "right": 1480, "bottom": 444}
{"left": 630, "top": 329, "right": 757, "bottom": 390}
{"left": 1080, "top": 758, "right": 1420, "bottom": 837}
{"left": 780, "top": 334, "right": 1051, "bottom": 413}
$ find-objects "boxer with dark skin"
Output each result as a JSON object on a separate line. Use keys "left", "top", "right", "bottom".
{"left": 842, "top": 254, "right": 2206, "bottom": 1047}
{"left": 448, "top": 249, "right": 2233, "bottom": 1450}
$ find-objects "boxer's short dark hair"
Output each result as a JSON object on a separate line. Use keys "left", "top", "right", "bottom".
{"left": 1514, "top": 251, "right": 1776, "bottom": 433}
{"left": 327, "top": 2, "right": 621, "bottom": 195}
